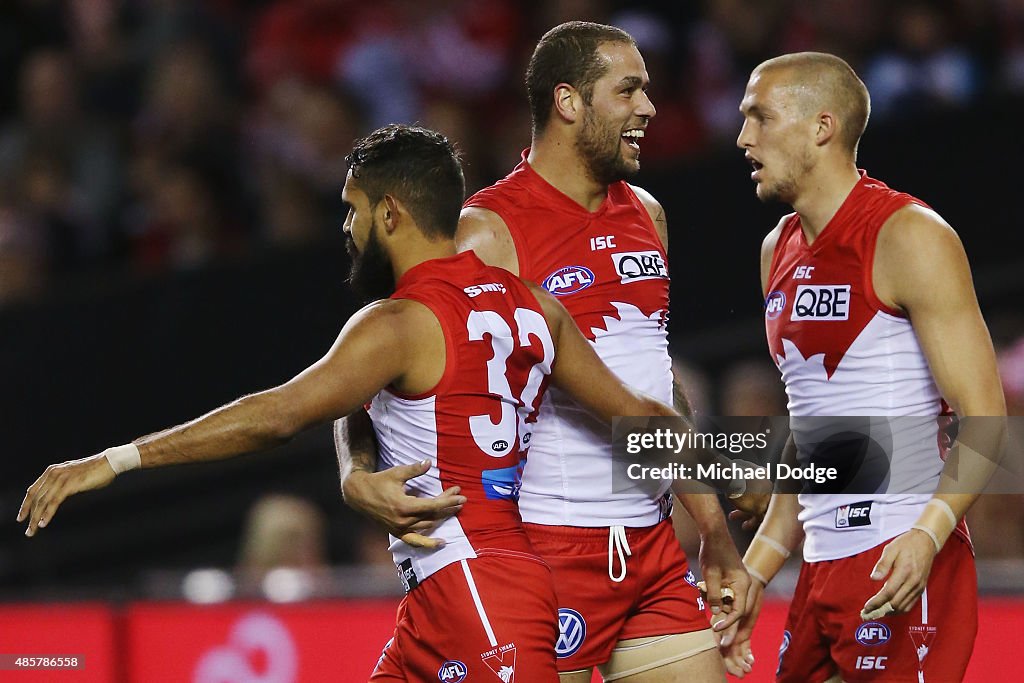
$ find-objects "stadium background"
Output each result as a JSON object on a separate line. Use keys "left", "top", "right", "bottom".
{"left": 1, "top": 0, "right": 1022, "bottom": 680}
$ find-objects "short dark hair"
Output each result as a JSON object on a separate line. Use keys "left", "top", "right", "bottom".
{"left": 526, "top": 21, "right": 636, "bottom": 136}
{"left": 345, "top": 124, "right": 465, "bottom": 238}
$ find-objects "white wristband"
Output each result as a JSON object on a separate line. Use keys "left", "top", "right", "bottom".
{"left": 103, "top": 443, "right": 141, "bottom": 475}
{"left": 927, "top": 498, "right": 958, "bottom": 528}
{"left": 911, "top": 524, "right": 943, "bottom": 553}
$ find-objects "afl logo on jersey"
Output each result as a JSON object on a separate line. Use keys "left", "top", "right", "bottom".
{"left": 855, "top": 622, "right": 891, "bottom": 646}
{"left": 556, "top": 608, "right": 587, "bottom": 658}
{"left": 437, "top": 660, "right": 468, "bottom": 682}
{"left": 765, "top": 291, "right": 786, "bottom": 319}
{"left": 543, "top": 266, "right": 595, "bottom": 296}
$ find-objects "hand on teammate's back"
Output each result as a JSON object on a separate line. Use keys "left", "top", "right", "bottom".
{"left": 342, "top": 460, "right": 467, "bottom": 549}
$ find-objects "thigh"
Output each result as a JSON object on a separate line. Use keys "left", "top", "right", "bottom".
{"left": 616, "top": 647, "right": 725, "bottom": 682}
{"left": 599, "top": 632, "right": 722, "bottom": 682}
{"left": 618, "top": 522, "right": 710, "bottom": 642}
{"left": 390, "top": 556, "right": 561, "bottom": 682}
{"left": 777, "top": 561, "right": 838, "bottom": 683}
{"left": 526, "top": 524, "right": 635, "bottom": 673}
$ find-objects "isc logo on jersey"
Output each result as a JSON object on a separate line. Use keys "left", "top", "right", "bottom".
{"left": 835, "top": 501, "right": 872, "bottom": 528}
{"left": 437, "top": 660, "right": 467, "bottom": 682}
{"left": 791, "top": 284, "right": 851, "bottom": 321}
{"left": 543, "top": 266, "right": 594, "bottom": 296}
{"left": 611, "top": 250, "right": 667, "bottom": 284}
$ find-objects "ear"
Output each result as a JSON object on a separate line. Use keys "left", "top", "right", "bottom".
{"left": 553, "top": 83, "right": 582, "bottom": 124}
{"left": 379, "top": 195, "right": 400, "bottom": 235}
{"left": 815, "top": 111, "right": 838, "bottom": 147}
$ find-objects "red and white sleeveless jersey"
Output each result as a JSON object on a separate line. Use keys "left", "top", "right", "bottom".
{"left": 466, "top": 153, "right": 673, "bottom": 527}
{"left": 368, "top": 251, "right": 554, "bottom": 588}
{"left": 764, "top": 171, "right": 967, "bottom": 561}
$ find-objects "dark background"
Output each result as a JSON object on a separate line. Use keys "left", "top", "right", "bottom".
{"left": 2, "top": 0, "right": 1023, "bottom": 597}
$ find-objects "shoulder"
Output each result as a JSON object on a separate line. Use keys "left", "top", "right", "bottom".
{"left": 627, "top": 183, "right": 663, "bottom": 219}
{"left": 456, "top": 206, "right": 519, "bottom": 274}
{"left": 760, "top": 213, "right": 793, "bottom": 294}
{"left": 627, "top": 183, "right": 664, "bottom": 227}
{"left": 874, "top": 203, "right": 969, "bottom": 309}
{"left": 346, "top": 298, "right": 439, "bottom": 343}
{"left": 627, "top": 183, "right": 667, "bottom": 248}
{"left": 761, "top": 213, "right": 793, "bottom": 261}
{"left": 877, "top": 203, "right": 959, "bottom": 254}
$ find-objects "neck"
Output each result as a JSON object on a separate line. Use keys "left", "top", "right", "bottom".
{"left": 791, "top": 161, "right": 861, "bottom": 243}
{"left": 390, "top": 236, "right": 457, "bottom": 282}
{"left": 527, "top": 132, "right": 609, "bottom": 212}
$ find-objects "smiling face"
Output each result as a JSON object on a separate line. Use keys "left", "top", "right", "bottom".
{"left": 342, "top": 171, "right": 395, "bottom": 302}
{"left": 736, "top": 67, "right": 818, "bottom": 205}
{"left": 574, "top": 41, "right": 656, "bottom": 186}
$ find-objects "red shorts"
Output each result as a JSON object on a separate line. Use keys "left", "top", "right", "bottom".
{"left": 524, "top": 519, "right": 710, "bottom": 672}
{"left": 777, "top": 534, "right": 977, "bottom": 683}
{"left": 370, "top": 552, "right": 559, "bottom": 683}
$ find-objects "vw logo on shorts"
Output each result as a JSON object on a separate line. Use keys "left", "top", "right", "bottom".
{"left": 777, "top": 629, "right": 792, "bottom": 676}
{"left": 555, "top": 608, "right": 587, "bottom": 658}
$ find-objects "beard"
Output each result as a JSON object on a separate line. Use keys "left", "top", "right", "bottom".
{"left": 575, "top": 107, "right": 637, "bottom": 186}
{"left": 758, "top": 148, "right": 814, "bottom": 205}
{"left": 346, "top": 223, "right": 395, "bottom": 302}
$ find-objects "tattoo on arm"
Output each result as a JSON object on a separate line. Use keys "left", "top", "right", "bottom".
{"left": 672, "top": 371, "right": 693, "bottom": 418}
{"left": 335, "top": 411, "right": 379, "bottom": 486}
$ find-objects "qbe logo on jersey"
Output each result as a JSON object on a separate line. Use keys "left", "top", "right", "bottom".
{"left": 612, "top": 250, "right": 668, "bottom": 284}
{"left": 791, "top": 284, "right": 851, "bottom": 321}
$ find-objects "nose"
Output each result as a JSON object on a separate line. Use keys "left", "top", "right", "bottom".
{"left": 637, "top": 90, "right": 656, "bottom": 119}
{"left": 736, "top": 118, "right": 753, "bottom": 149}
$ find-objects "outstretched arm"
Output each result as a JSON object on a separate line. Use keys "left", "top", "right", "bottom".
{"left": 18, "top": 299, "right": 416, "bottom": 536}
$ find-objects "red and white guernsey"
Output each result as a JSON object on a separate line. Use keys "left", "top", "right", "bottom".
{"left": 764, "top": 171, "right": 968, "bottom": 561}
{"left": 466, "top": 153, "right": 673, "bottom": 527}
{"left": 369, "top": 251, "right": 554, "bottom": 588}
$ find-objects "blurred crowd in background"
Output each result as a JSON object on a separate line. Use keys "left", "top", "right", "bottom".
{"left": 4, "top": 0, "right": 1024, "bottom": 586}
{"left": 4, "top": 0, "right": 1024, "bottom": 302}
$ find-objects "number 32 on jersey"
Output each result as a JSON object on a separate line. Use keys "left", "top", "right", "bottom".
{"left": 467, "top": 308, "right": 554, "bottom": 457}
